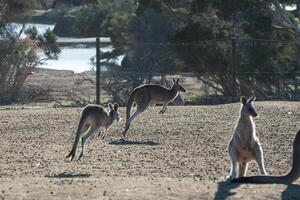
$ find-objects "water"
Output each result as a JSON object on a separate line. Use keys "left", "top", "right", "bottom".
{"left": 13, "top": 23, "right": 123, "bottom": 73}
{"left": 44, "top": 47, "right": 124, "bottom": 73}
{"left": 44, "top": 48, "right": 99, "bottom": 73}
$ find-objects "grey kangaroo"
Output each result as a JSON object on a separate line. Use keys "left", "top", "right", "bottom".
{"left": 122, "top": 78, "right": 186, "bottom": 137}
{"left": 232, "top": 129, "right": 300, "bottom": 184}
{"left": 66, "top": 103, "right": 120, "bottom": 161}
{"left": 227, "top": 96, "right": 267, "bottom": 180}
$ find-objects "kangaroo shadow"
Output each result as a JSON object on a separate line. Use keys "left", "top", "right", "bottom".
{"left": 281, "top": 183, "right": 300, "bottom": 200}
{"left": 46, "top": 172, "right": 91, "bottom": 178}
{"left": 109, "top": 139, "right": 159, "bottom": 146}
{"left": 214, "top": 181, "right": 241, "bottom": 200}
{"left": 215, "top": 181, "right": 300, "bottom": 200}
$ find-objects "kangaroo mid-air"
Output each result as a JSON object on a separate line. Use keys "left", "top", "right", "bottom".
{"left": 232, "top": 129, "right": 300, "bottom": 184}
{"left": 122, "top": 78, "right": 186, "bottom": 137}
{"left": 66, "top": 103, "right": 120, "bottom": 161}
{"left": 227, "top": 96, "right": 267, "bottom": 180}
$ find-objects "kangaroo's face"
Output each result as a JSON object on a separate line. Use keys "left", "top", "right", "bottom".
{"left": 108, "top": 103, "right": 120, "bottom": 122}
{"left": 172, "top": 78, "right": 186, "bottom": 93}
{"left": 240, "top": 96, "right": 258, "bottom": 117}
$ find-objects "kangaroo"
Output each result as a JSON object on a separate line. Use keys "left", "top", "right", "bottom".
{"left": 227, "top": 96, "right": 267, "bottom": 180}
{"left": 232, "top": 129, "right": 300, "bottom": 184}
{"left": 122, "top": 78, "right": 186, "bottom": 137}
{"left": 66, "top": 103, "right": 120, "bottom": 161}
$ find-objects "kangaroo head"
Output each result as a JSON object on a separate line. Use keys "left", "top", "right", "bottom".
{"left": 172, "top": 78, "right": 186, "bottom": 93}
{"left": 108, "top": 103, "right": 120, "bottom": 122}
{"left": 240, "top": 96, "right": 258, "bottom": 117}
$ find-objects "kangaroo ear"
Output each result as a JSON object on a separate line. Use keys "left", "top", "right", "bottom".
{"left": 176, "top": 79, "right": 179, "bottom": 83}
{"left": 114, "top": 103, "right": 119, "bottom": 111}
{"left": 240, "top": 96, "right": 247, "bottom": 104}
{"left": 173, "top": 78, "right": 176, "bottom": 83}
{"left": 108, "top": 103, "right": 113, "bottom": 110}
{"left": 248, "top": 96, "right": 256, "bottom": 103}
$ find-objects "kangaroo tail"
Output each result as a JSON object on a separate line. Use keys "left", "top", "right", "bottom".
{"left": 66, "top": 108, "right": 89, "bottom": 161}
{"left": 126, "top": 89, "right": 137, "bottom": 123}
{"left": 122, "top": 89, "right": 137, "bottom": 137}
{"left": 285, "top": 129, "right": 300, "bottom": 182}
{"left": 231, "top": 175, "right": 288, "bottom": 184}
{"left": 232, "top": 129, "right": 300, "bottom": 184}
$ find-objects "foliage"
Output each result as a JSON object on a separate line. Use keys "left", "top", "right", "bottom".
{"left": 0, "top": 0, "right": 36, "bottom": 26}
{"left": 71, "top": 0, "right": 136, "bottom": 37}
{"left": 0, "top": 0, "right": 60, "bottom": 104}
{"left": 72, "top": 0, "right": 299, "bottom": 100}
{"left": 169, "top": 1, "right": 298, "bottom": 97}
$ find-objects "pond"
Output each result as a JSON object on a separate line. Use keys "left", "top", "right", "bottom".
{"left": 13, "top": 23, "right": 123, "bottom": 73}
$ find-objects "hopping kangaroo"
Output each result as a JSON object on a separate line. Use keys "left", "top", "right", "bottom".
{"left": 227, "top": 96, "right": 267, "bottom": 180}
{"left": 232, "top": 129, "right": 300, "bottom": 184}
{"left": 122, "top": 78, "right": 186, "bottom": 137}
{"left": 66, "top": 103, "right": 120, "bottom": 161}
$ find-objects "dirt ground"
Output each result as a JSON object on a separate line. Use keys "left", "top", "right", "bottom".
{"left": 0, "top": 101, "right": 299, "bottom": 199}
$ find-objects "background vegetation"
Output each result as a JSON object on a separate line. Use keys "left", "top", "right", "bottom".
{"left": 1, "top": 0, "right": 299, "bottom": 104}
{"left": 0, "top": 0, "right": 60, "bottom": 104}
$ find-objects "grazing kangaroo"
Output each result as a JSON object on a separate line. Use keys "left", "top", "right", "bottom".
{"left": 232, "top": 129, "right": 300, "bottom": 184}
{"left": 66, "top": 103, "right": 120, "bottom": 161}
{"left": 122, "top": 78, "right": 186, "bottom": 137}
{"left": 227, "top": 96, "right": 267, "bottom": 180}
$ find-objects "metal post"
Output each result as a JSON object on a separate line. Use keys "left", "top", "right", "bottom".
{"left": 231, "top": 36, "right": 237, "bottom": 101}
{"left": 96, "top": 37, "right": 100, "bottom": 105}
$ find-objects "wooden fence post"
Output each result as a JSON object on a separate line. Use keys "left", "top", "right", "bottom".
{"left": 96, "top": 37, "right": 100, "bottom": 105}
{"left": 231, "top": 36, "right": 237, "bottom": 101}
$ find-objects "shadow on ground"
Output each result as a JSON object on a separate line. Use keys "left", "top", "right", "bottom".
{"left": 214, "top": 181, "right": 240, "bottom": 200}
{"left": 281, "top": 184, "right": 300, "bottom": 200}
{"left": 109, "top": 139, "right": 159, "bottom": 146}
{"left": 214, "top": 181, "right": 300, "bottom": 200}
{"left": 46, "top": 172, "right": 91, "bottom": 178}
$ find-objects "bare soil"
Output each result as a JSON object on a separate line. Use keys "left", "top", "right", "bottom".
{"left": 0, "top": 101, "right": 299, "bottom": 199}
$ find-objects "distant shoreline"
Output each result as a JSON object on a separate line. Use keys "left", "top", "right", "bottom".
{"left": 34, "top": 67, "right": 93, "bottom": 74}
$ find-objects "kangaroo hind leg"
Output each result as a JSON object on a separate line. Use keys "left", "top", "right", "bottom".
{"left": 122, "top": 110, "right": 142, "bottom": 138}
{"left": 254, "top": 142, "right": 267, "bottom": 175}
{"left": 123, "top": 101, "right": 149, "bottom": 138}
{"left": 77, "top": 124, "right": 96, "bottom": 161}
{"left": 227, "top": 143, "right": 238, "bottom": 180}
{"left": 159, "top": 102, "right": 168, "bottom": 114}
{"left": 66, "top": 120, "right": 90, "bottom": 161}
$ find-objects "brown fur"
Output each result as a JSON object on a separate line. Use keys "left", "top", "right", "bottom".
{"left": 66, "top": 103, "right": 119, "bottom": 161}
{"left": 122, "top": 79, "right": 186, "bottom": 137}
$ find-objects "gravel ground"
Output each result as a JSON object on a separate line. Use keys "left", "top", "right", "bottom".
{"left": 0, "top": 101, "right": 299, "bottom": 199}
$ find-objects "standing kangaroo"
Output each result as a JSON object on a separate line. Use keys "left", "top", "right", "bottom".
{"left": 66, "top": 103, "right": 120, "bottom": 161}
{"left": 227, "top": 96, "right": 267, "bottom": 180}
{"left": 232, "top": 129, "right": 300, "bottom": 184}
{"left": 122, "top": 78, "right": 186, "bottom": 137}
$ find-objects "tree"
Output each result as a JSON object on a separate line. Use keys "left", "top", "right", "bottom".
{"left": 99, "top": 0, "right": 186, "bottom": 104}
{"left": 0, "top": 0, "right": 60, "bottom": 104}
{"left": 174, "top": 1, "right": 299, "bottom": 98}
{"left": 74, "top": 0, "right": 299, "bottom": 101}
